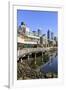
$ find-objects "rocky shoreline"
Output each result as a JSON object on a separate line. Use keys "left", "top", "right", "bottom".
{"left": 17, "top": 59, "right": 57, "bottom": 80}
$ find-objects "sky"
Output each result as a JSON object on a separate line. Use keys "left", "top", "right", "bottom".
{"left": 17, "top": 10, "right": 58, "bottom": 37}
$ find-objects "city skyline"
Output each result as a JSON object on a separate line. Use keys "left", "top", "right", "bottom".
{"left": 17, "top": 10, "right": 58, "bottom": 80}
{"left": 17, "top": 10, "right": 58, "bottom": 37}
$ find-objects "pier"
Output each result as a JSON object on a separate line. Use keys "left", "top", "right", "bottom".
{"left": 17, "top": 47, "right": 57, "bottom": 62}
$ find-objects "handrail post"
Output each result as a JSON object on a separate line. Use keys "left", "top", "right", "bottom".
{"left": 35, "top": 53, "right": 36, "bottom": 64}
{"left": 28, "top": 54, "right": 29, "bottom": 61}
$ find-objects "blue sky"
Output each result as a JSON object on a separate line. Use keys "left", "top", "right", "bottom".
{"left": 17, "top": 10, "right": 58, "bottom": 36}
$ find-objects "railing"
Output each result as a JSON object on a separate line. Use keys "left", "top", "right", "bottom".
{"left": 17, "top": 47, "right": 57, "bottom": 58}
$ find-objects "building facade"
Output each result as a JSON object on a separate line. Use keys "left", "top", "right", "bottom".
{"left": 17, "top": 22, "right": 40, "bottom": 49}
{"left": 17, "top": 22, "right": 58, "bottom": 49}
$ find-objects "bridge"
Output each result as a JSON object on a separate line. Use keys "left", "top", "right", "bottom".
{"left": 17, "top": 47, "right": 57, "bottom": 61}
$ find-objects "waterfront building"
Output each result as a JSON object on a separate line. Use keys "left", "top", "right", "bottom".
{"left": 47, "top": 29, "right": 50, "bottom": 41}
{"left": 17, "top": 22, "right": 57, "bottom": 49}
{"left": 51, "top": 32, "right": 54, "bottom": 40}
{"left": 37, "top": 29, "right": 41, "bottom": 37}
{"left": 47, "top": 30, "right": 54, "bottom": 41}
{"left": 54, "top": 36, "right": 58, "bottom": 46}
{"left": 40, "top": 34, "right": 48, "bottom": 47}
{"left": 17, "top": 22, "right": 40, "bottom": 49}
{"left": 47, "top": 30, "right": 57, "bottom": 47}
{"left": 47, "top": 29, "right": 52, "bottom": 47}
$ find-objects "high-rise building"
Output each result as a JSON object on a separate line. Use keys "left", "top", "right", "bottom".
{"left": 51, "top": 32, "right": 54, "bottom": 40}
{"left": 40, "top": 34, "right": 48, "bottom": 47}
{"left": 17, "top": 22, "right": 40, "bottom": 49}
{"left": 37, "top": 29, "right": 41, "bottom": 36}
{"left": 47, "top": 29, "right": 50, "bottom": 40}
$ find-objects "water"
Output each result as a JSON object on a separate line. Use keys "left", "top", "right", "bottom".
{"left": 40, "top": 53, "right": 58, "bottom": 74}
{"left": 17, "top": 51, "right": 58, "bottom": 79}
{"left": 24, "top": 51, "right": 58, "bottom": 74}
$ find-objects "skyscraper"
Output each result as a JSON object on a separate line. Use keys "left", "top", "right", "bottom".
{"left": 47, "top": 29, "right": 50, "bottom": 40}
{"left": 51, "top": 32, "right": 54, "bottom": 40}
{"left": 37, "top": 29, "right": 41, "bottom": 36}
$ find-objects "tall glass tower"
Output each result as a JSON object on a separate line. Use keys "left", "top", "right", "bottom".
{"left": 51, "top": 32, "right": 54, "bottom": 40}
{"left": 47, "top": 29, "right": 50, "bottom": 40}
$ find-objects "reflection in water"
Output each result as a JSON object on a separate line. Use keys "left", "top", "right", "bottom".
{"left": 40, "top": 52, "right": 58, "bottom": 74}
{"left": 29, "top": 51, "right": 58, "bottom": 78}
{"left": 17, "top": 51, "right": 58, "bottom": 79}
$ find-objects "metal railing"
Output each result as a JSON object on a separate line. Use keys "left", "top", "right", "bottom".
{"left": 17, "top": 47, "right": 55, "bottom": 58}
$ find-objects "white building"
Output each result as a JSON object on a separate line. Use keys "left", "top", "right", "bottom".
{"left": 17, "top": 22, "right": 40, "bottom": 49}
{"left": 40, "top": 34, "right": 48, "bottom": 47}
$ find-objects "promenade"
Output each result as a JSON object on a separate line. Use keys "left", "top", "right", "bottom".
{"left": 17, "top": 47, "right": 57, "bottom": 61}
